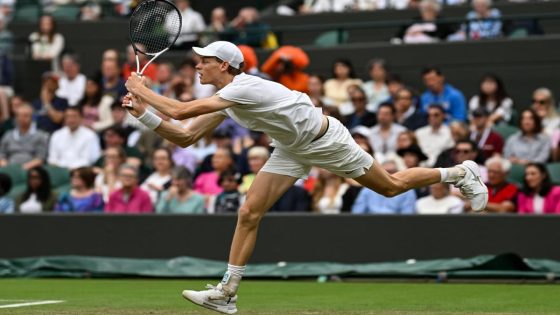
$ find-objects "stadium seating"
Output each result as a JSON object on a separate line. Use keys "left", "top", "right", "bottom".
{"left": 43, "top": 165, "right": 71, "bottom": 195}
{"left": 0, "top": 165, "right": 27, "bottom": 199}
{"left": 507, "top": 164, "right": 525, "bottom": 187}
{"left": 493, "top": 124, "right": 519, "bottom": 141}
{"left": 546, "top": 162, "right": 560, "bottom": 185}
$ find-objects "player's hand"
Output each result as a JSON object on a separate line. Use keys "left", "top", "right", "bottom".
{"left": 122, "top": 93, "right": 147, "bottom": 118}
{"left": 125, "top": 72, "right": 145, "bottom": 94}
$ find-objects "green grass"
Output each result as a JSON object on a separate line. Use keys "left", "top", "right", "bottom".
{"left": 0, "top": 279, "right": 559, "bottom": 314}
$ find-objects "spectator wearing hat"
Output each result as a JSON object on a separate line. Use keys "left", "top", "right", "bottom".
{"left": 415, "top": 104, "right": 454, "bottom": 167}
{"left": 350, "top": 125, "right": 372, "bottom": 148}
{"left": 416, "top": 183, "right": 464, "bottom": 214}
{"left": 484, "top": 156, "right": 517, "bottom": 213}
{"left": 394, "top": 87, "right": 427, "bottom": 131}
{"left": 469, "top": 107, "right": 504, "bottom": 162}
{"left": 397, "top": 144, "right": 430, "bottom": 198}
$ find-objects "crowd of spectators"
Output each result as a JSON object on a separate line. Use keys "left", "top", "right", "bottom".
{"left": 0, "top": 3, "right": 559, "bottom": 215}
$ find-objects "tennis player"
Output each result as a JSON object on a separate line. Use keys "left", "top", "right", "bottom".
{"left": 124, "top": 41, "right": 487, "bottom": 314}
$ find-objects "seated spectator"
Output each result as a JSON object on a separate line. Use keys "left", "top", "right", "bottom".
{"left": 15, "top": 166, "right": 57, "bottom": 213}
{"left": 141, "top": 147, "right": 173, "bottom": 204}
{"left": 153, "top": 165, "right": 205, "bottom": 214}
{"left": 531, "top": 88, "right": 560, "bottom": 136}
{"left": 468, "top": 73, "right": 513, "bottom": 126}
{"left": 504, "top": 109, "right": 551, "bottom": 165}
{"left": 200, "top": 7, "right": 228, "bottom": 47}
{"left": 32, "top": 74, "right": 68, "bottom": 133}
{"left": 48, "top": 107, "right": 101, "bottom": 169}
{"left": 55, "top": 53, "right": 86, "bottom": 107}
{"left": 394, "top": 87, "right": 427, "bottom": 131}
{"left": 0, "top": 172, "right": 13, "bottom": 213}
{"left": 238, "top": 45, "right": 270, "bottom": 80}
{"left": 517, "top": 163, "right": 560, "bottom": 214}
{"left": 79, "top": 1, "right": 102, "bottom": 21}
{"left": 97, "top": 125, "right": 142, "bottom": 168}
{"left": 351, "top": 160, "right": 417, "bottom": 214}
{"left": 469, "top": 107, "right": 504, "bottom": 161}
{"left": 122, "top": 44, "right": 157, "bottom": 82}
{"left": 209, "top": 169, "right": 244, "bottom": 213}
{"left": 28, "top": 15, "right": 64, "bottom": 72}
{"left": 269, "top": 185, "right": 311, "bottom": 212}
{"left": 312, "top": 169, "right": 349, "bottom": 214}
{"left": 416, "top": 104, "right": 454, "bottom": 166}
{"left": 151, "top": 62, "right": 175, "bottom": 96}
{"left": 362, "top": 59, "right": 390, "bottom": 112}
{"left": 100, "top": 58, "right": 126, "bottom": 101}
{"left": 435, "top": 139, "right": 481, "bottom": 174}
{"left": 95, "top": 147, "right": 126, "bottom": 202}
{"left": 0, "top": 12, "right": 13, "bottom": 54}
{"left": 420, "top": 66, "right": 467, "bottom": 122}
{"left": 170, "top": 0, "right": 205, "bottom": 50}
{"left": 307, "top": 74, "right": 335, "bottom": 107}
{"left": 384, "top": 74, "right": 405, "bottom": 104}
{"left": 55, "top": 167, "right": 104, "bottom": 212}
{"left": 416, "top": 182, "right": 464, "bottom": 214}
{"left": 397, "top": 144, "right": 430, "bottom": 198}
{"left": 104, "top": 164, "right": 153, "bottom": 213}
{"left": 239, "top": 146, "right": 269, "bottom": 194}
{"left": 324, "top": 59, "right": 363, "bottom": 106}
{"left": 79, "top": 78, "right": 115, "bottom": 132}
{"left": 396, "top": 0, "right": 455, "bottom": 44}
{"left": 370, "top": 103, "right": 406, "bottom": 163}
{"left": 0, "top": 104, "right": 48, "bottom": 170}
{"left": 484, "top": 156, "right": 517, "bottom": 213}
{"left": 261, "top": 45, "right": 309, "bottom": 93}
{"left": 343, "top": 86, "right": 377, "bottom": 129}
{"left": 223, "top": 7, "right": 272, "bottom": 48}
{"left": 461, "top": 0, "right": 502, "bottom": 40}
{"left": 0, "top": 95, "right": 25, "bottom": 138}
{"left": 194, "top": 147, "right": 235, "bottom": 197}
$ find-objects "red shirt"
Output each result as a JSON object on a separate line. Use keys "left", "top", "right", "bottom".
{"left": 122, "top": 62, "right": 158, "bottom": 81}
{"left": 488, "top": 182, "right": 517, "bottom": 203}
{"left": 104, "top": 187, "right": 153, "bottom": 213}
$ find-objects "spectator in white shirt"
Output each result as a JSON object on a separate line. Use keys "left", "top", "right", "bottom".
{"left": 415, "top": 104, "right": 454, "bottom": 166}
{"left": 48, "top": 107, "right": 101, "bottom": 169}
{"left": 416, "top": 182, "right": 464, "bottom": 214}
{"left": 369, "top": 102, "right": 406, "bottom": 163}
{"left": 169, "top": 0, "right": 205, "bottom": 50}
{"left": 28, "top": 15, "right": 65, "bottom": 72}
{"left": 141, "top": 147, "right": 174, "bottom": 204}
{"left": 56, "top": 53, "right": 86, "bottom": 107}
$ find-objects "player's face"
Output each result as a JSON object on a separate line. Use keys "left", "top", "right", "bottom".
{"left": 196, "top": 57, "right": 223, "bottom": 85}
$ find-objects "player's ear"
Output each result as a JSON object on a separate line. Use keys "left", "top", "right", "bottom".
{"left": 220, "top": 61, "right": 230, "bottom": 72}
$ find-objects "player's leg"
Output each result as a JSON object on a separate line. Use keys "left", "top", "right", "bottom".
{"left": 354, "top": 159, "right": 487, "bottom": 210}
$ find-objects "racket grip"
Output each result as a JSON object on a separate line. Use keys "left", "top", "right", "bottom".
{"left": 124, "top": 93, "right": 134, "bottom": 108}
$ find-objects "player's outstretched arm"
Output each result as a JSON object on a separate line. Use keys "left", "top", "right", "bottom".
{"left": 125, "top": 73, "right": 235, "bottom": 120}
{"left": 124, "top": 94, "right": 225, "bottom": 148}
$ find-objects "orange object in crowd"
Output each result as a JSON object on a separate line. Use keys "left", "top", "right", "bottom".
{"left": 261, "top": 46, "right": 310, "bottom": 93}
{"left": 122, "top": 62, "right": 158, "bottom": 81}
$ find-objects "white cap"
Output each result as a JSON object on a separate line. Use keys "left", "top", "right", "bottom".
{"left": 192, "top": 41, "right": 244, "bottom": 70}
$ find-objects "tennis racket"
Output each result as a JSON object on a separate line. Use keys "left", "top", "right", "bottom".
{"left": 126, "top": 0, "right": 182, "bottom": 107}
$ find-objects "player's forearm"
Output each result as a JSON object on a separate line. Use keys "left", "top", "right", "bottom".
{"left": 134, "top": 86, "right": 184, "bottom": 118}
{"left": 154, "top": 120, "right": 197, "bottom": 148}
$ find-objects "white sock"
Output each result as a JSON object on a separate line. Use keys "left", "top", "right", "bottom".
{"left": 438, "top": 167, "right": 465, "bottom": 183}
{"left": 220, "top": 264, "right": 245, "bottom": 296}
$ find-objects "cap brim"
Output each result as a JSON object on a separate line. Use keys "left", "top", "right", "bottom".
{"left": 192, "top": 47, "right": 214, "bottom": 57}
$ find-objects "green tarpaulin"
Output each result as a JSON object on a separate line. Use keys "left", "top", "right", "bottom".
{"left": 1, "top": 253, "right": 559, "bottom": 279}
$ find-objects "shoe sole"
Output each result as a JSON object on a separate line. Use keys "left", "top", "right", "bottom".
{"left": 182, "top": 291, "right": 237, "bottom": 314}
{"left": 461, "top": 160, "right": 489, "bottom": 212}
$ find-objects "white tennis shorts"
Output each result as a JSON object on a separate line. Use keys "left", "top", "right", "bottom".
{"left": 261, "top": 116, "right": 374, "bottom": 179}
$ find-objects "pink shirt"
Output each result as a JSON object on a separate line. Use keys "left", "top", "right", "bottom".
{"left": 194, "top": 172, "right": 223, "bottom": 196}
{"left": 104, "top": 187, "right": 153, "bottom": 213}
{"left": 517, "top": 186, "right": 560, "bottom": 214}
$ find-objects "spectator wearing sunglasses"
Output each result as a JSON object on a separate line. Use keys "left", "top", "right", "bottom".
{"left": 530, "top": 88, "right": 560, "bottom": 136}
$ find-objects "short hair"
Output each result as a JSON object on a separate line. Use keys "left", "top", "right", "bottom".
{"left": 485, "top": 156, "right": 511, "bottom": 173}
{"left": 427, "top": 103, "right": 445, "bottom": 114}
{"left": 70, "top": 167, "right": 96, "bottom": 189}
{"left": 104, "top": 125, "right": 128, "bottom": 140}
{"left": 65, "top": 106, "right": 83, "bottom": 116}
{"left": 118, "top": 164, "right": 138, "bottom": 176}
{"left": 218, "top": 168, "right": 242, "bottom": 185}
{"left": 455, "top": 139, "right": 478, "bottom": 151}
{"left": 386, "top": 73, "right": 403, "bottom": 85}
{"left": 421, "top": 65, "right": 443, "bottom": 77}
{"left": 420, "top": 0, "right": 441, "bottom": 13}
{"left": 378, "top": 102, "right": 396, "bottom": 115}
{"left": 171, "top": 166, "right": 193, "bottom": 185}
{"left": 248, "top": 146, "right": 270, "bottom": 159}
{"left": 214, "top": 57, "right": 244, "bottom": 75}
{"left": 367, "top": 58, "right": 387, "bottom": 72}
{"left": 62, "top": 52, "right": 80, "bottom": 64}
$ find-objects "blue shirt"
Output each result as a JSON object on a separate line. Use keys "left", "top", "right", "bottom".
{"left": 420, "top": 84, "right": 467, "bottom": 122}
{"left": 351, "top": 189, "right": 416, "bottom": 214}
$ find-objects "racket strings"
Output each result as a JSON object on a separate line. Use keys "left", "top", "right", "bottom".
{"left": 130, "top": 1, "right": 181, "bottom": 55}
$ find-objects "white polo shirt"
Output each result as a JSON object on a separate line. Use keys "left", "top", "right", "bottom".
{"left": 217, "top": 73, "right": 323, "bottom": 150}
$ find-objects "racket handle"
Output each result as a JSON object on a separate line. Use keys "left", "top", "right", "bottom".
{"left": 124, "top": 93, "right": 134, "bottom": 109}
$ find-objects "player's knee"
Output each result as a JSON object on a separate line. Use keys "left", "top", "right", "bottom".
{"left": 237, "top": 205, "right": 263, "bottom": 228}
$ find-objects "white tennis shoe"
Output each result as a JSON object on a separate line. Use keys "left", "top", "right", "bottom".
{"left": 182, "top": 283, "right": 238, "bottom": 314}
{"left": 455, "top": 160, "right": 488, "bottom": 211}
